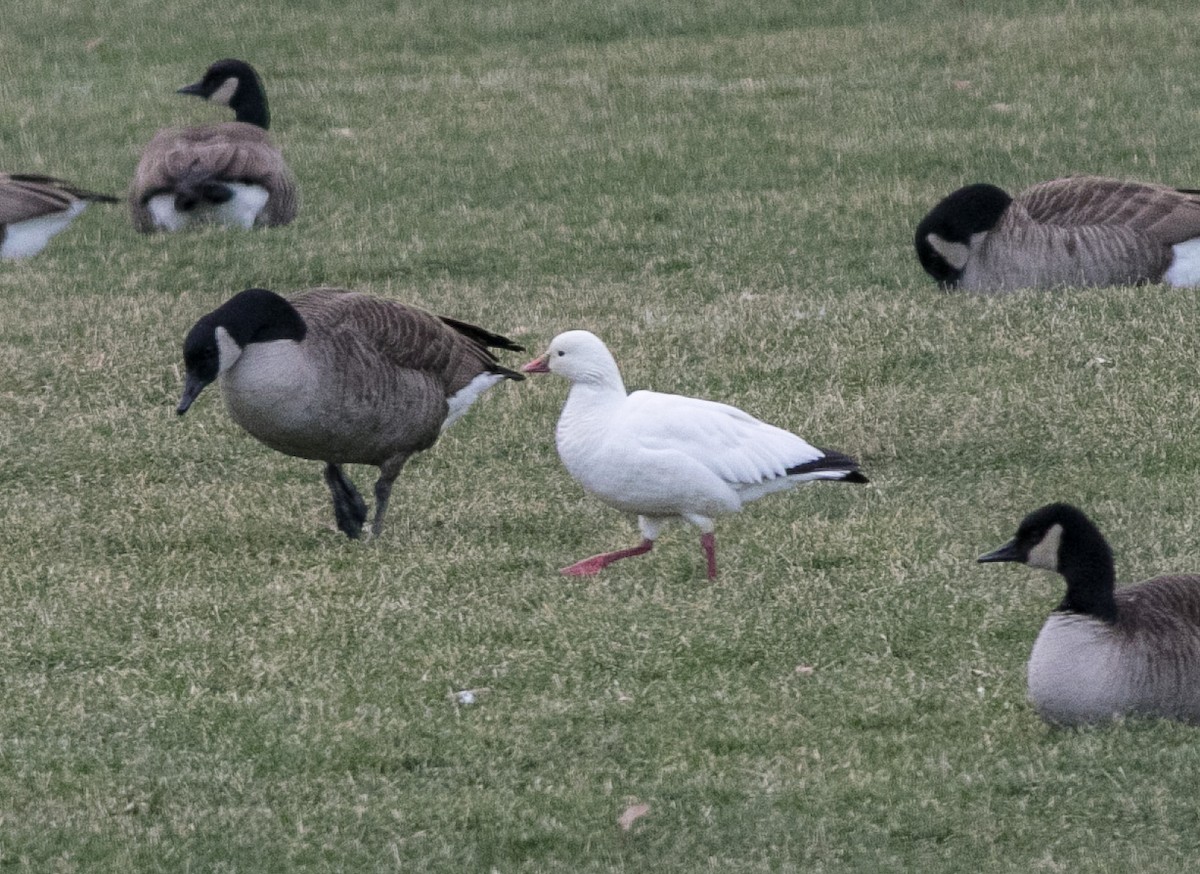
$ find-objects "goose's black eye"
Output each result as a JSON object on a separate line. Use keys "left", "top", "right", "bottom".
{"left": 557, "top": 350, "right": 565, "bottom": 357}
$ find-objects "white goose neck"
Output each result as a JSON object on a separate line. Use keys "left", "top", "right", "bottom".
{"left": 565, "top": 370, "right": 626, "bottom": 405}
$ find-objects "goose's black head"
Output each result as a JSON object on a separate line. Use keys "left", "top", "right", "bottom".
{"left": 176, "top": 288, "right": 306, "bottom": 415}
{"left": 979, "top": 503, "right": 1117, "bottom": 622}
{"left": 914, "top": 183, "right": 1013, "bottom": 287}
{"left": 178, "top": 58, "right": 270, "bottom": 128}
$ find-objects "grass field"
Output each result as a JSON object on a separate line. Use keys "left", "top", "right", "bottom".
{"left": 4, "top": 1, "right": 1200, "bottom": 870}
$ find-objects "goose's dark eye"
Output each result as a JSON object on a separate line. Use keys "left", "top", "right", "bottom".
{"left": 557, "top": 350, "right": 565, "bottom": 357}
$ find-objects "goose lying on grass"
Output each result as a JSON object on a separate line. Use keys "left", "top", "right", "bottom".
{"left": 131, "top": 59, "right": 297, "bottom": 232}
{"left": 979, "top": 503, "right": 1200, "bottom": 725}
{"left": 521, "top": 330, "right": 867, "bottom": 579}
{"left": 915, "top": 176, "right": 1200, "bottom": 291}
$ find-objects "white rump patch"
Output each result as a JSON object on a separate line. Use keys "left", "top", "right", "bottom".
{"left": 926, "top": 232, "right": 971, "bottom": 270}
{"left": 148, "top": 183, "right": 270, "bottom": 231}
{"left": 1164, "top": 238, "right": 1200, "bottom": 287}
{"left": 443, "top": 372, "right": 507, "bottom": 431}
{"left": 1, "top": 202, "right": 87, "bottom": 258}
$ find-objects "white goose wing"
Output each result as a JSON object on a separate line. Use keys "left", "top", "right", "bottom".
{"left": 619, "top": 390, "right": 822, "bottom": 485}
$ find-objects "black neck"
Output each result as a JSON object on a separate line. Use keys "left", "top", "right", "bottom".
{"left": 1055, "top": 526, "right": 1118, "bottom": 622}
{"left": 233, "top": 83, "right": 270, "bottom": 129}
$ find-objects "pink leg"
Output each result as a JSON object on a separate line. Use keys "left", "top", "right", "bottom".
{"left": 701, "top": 532, "right": 717, "bottom": 580}
{"left": 561, "top": 539, "right": 654, "bottom": 576}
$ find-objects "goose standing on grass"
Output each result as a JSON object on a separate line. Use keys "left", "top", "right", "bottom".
{"left": 521, "top": 330, "right": 868, "bottom": 580}
{"left": 979, "top": 503, "right": 1200, "bottom": 726}
{"left": 130, "top": 59, "right": 297, "bottom": 232}
{"left": 176, "top": 287, "right": 524, "bottom": 539}
{"left": 915, "top": 176, "right": 1200, "bottom": 291}
{"left": 0, "top": 173, "right": 118, "bottom": 258}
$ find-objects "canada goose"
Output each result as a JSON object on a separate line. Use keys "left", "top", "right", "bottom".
{"left": 0, "top": 173, "right": 118, "bottom": 258}
{"left": 521, "top": 330, "right": 867, "bottom": 579}
{"left": 915, "top": 176, "right": 1200, "bottom": 291}
{"left": 979, "top": 503, "right": 1200, "bottom": 725}
{"left": 131, "top": 59, "right": 297, "bottom": 232}
{"left": 177, "top": 287, "right": 524, "bottom": 538}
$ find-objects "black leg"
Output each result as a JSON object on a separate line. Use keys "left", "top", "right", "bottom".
{"left": 323, "top": 463, "right": 367, "bottom": 539}
{"left": 371, "top": 477, "right": 393, "bottom": 539}
{"left": 370, "top": 454, "right": 410, "bottom": 538}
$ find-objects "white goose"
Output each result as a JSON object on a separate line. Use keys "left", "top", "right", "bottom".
{"left": 521, "top": 330, "right": 868, "bottom": 579}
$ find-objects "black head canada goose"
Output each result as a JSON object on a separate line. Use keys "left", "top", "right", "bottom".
{"left": 130, "top": 59, "right": 297, "bottom": 233}
{"left": 915, "top": 176, "right": 1200, "bottom": 291}
{"left": 177, "top": 287, "right": 525, "bottom": 539}
{"left": 979, "top": 503, "right": 1200, "bottom": 726}
{"left": 0, "top": 173, "right": 118, "bottom": 259}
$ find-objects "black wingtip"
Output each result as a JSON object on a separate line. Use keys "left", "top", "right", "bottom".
{"left": 842, "top": 470, "right": 869, "bottom": 484}
{"left": 492, "top": 364, "right": 526, "bottom": 382}
{"left": 438, "top": 315, "right": 525, "bottom": 352}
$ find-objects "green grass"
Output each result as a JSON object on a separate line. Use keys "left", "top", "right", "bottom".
{"left": 5, "top": 0, "right": 1200, "bottom": 870}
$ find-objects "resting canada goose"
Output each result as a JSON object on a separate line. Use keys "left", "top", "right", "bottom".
{"left": 177, "top": 287, "right": 524, "bottom": 538}
{"left": 130, "top": 59, "right": 297, "bottom": 232}
{"left": 915, "top": 176, "right": 1200, "bottom": 291}
{"left": 0, "top": 173, "right": 118, "bottom": 258}
{"left": 521, "top": 330, "right": 867, "bottom": 579}
{"left": 979, "top": 503, "right": 1200, "bottom": 725}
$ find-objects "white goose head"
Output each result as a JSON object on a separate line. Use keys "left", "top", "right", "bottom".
{"left": 521, "top": 330, "right": 624, "bottom": 389}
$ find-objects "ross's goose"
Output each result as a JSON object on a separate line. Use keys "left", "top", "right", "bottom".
{"left": 522, "top": 330, "right": 868, "bottom": 579}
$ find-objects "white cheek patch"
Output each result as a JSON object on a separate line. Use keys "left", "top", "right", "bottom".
{"left": 926, "top": 233, "right": 971, "bottom": 270}
{"left": 215, "top": 326, "right": 244, "bottom": 374}
{"left": 210, "top": 76, "right": 240, "bottom": 107}
{"left": 1026, "top": 523, "right": 1063, "bottom": 571}
{"left": 1164, "top": 238, "right": 1200, "bottom": 287}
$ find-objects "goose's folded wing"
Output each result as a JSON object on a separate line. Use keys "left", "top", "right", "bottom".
{"left": 293, "top": 289, "right": 515, "bottom": 393}
{"left": 622, "top": 391, "right": 823, "bottom": 485}
{"left": 134, "top": 124, "right": 290, "bottom": 194}
{"left": 0, "top": 176, "right": 77, "bottom": 223}
{"left": 1019, "top": 176, "right": 1200, "bottom": 244}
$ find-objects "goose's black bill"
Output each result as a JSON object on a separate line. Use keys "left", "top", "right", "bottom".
{"left": 978, "top": 540, "right": 1021, "bottom": 563}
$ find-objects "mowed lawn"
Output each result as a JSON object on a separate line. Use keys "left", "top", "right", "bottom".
{"left": 4, "top": 1, "right": 1200, "bottom": 870}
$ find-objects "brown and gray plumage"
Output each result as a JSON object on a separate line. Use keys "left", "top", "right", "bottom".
{"left": 131, "top": 59, "right": 297, "bottom": 233}
{"left": 979, "top": 503, "right": 1200, "bottom": 726}
{"left": 176, "top": 287, "right": 524, "bottom": 539}
{"left": 0, "top": 173, "right": 118, "bottom": 258}
{"left": 915, "top": 177, "right": 1200, "bottom": 291}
